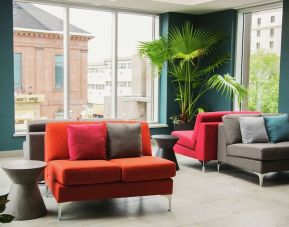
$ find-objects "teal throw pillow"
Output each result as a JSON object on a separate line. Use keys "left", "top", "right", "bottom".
{"left": 264, "top": 114, "right": 289, "bottom": 143}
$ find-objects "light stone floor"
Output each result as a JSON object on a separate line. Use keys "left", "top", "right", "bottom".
{"left": 1, "top": 155, "right": 289, "bottom": 227}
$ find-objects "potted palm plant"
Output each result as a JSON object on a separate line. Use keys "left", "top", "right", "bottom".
{"left": 138, "top": 22, "right": 247, "bottom": 130}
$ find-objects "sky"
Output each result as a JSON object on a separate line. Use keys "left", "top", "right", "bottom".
{"left": 34, "top": 3, "right": 154, "bottom": 63}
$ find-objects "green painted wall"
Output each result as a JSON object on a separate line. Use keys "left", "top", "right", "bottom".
{"left": 0, "top": 0, "right": 24, "bottom": 151}
{"left": 279, "top": 0, "right": 289, "bottom": 113}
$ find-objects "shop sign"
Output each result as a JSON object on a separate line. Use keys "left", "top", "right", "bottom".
{"left": 15, "top": 94, "right": 44, "bottom": 103}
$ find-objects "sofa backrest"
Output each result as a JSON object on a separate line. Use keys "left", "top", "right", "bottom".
{"left": 192, "top": 111, "right": 260, "bottom": 148}
{"left": 222, "top": 113, "right": 261, "bottom": 145}
{"left": 45, "top": 121, "right": 152, "bottom": 162}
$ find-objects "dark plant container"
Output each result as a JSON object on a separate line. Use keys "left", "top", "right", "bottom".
{"left": 173, "top": 121, "right": 195, "bottom": 131}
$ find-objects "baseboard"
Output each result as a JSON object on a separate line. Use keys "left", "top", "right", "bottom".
{"left": 0, "top": 150, "right": 23, "bottom": 158}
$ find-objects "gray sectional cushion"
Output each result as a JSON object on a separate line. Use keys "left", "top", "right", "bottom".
{"left": 239, "top": 117, "right": 269, "bottom": 143}
{"left": 222, "top": 114, "right": 261, "bottom": 144}
{"left": 107, "top": 123, "right": 142, "bottom": 159}
{"left": 227, "top": 142, "right": 289, "bottom": 161}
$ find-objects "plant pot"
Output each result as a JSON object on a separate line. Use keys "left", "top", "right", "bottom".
{"left": 173, "top": 121, "right": 195, "bottom": 131}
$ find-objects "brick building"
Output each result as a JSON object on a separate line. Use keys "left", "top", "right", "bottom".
{"left": 13, "top": 2, "right": 93, "bottom": 129}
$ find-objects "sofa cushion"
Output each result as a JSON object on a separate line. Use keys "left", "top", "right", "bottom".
{"left": 67, "top": 124, "right": 107, "bottom": 160}
{"left": 264, "top": 114, "right": 289, "bottom": 143}
{"left": 171, "top": 130, "right": 195, "bottom": 149}
{"left": 239, "top": 117, "right": 269, "bottom": 144}
{"left": 107, "top": 123, "right": 142, "bottom": 159}
{"left": 227, "top": 142, "right": 289, "bottom": 161}
{"left": 48, "top": 160, "right": 121, "bottom": 185}
{"left": 110, "top": 156, "right": 176, "bottom": 182}
{"left": 222, "top": 114, "right": 261, "bottom": 145}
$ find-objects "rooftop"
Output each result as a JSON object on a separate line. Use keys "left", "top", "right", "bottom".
{"left": 13, "top": 2, "right": 89, "bottom": 34}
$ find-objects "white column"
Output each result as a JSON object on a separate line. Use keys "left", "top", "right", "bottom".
{"left": 111, "top": 11, "right": 118, "bottom": 119}
{"left": 63, "top": 7, "right": 70, "bottom": 119}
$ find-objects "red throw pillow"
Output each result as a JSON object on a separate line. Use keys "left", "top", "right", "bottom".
{"left": 67, "top": 124, "right": 107, "bottom": 160}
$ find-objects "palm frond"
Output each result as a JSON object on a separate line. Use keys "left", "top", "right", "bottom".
{"left": 169, "top": 21, "right": 224, "bottom": 63}
{"left": 207, "top": 74, "right": 248, "bottom": 101}
{"left": 137, "top": 36, "right": 169, "bottom": 75}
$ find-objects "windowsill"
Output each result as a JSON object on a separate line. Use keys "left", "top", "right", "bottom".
{"left": 13, "top": 132, "right": 26, "bottom": 137}
{"left": 149, "top": 123, "right": 168, "bottom": 128}
{"left": 13, "top": 123, "right": 168, "bottom": 137}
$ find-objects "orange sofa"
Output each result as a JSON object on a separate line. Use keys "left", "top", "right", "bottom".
{"left": 44, "top": 121, "right": 176, "bottom": 220}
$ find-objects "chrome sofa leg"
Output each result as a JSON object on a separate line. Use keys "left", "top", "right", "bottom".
{"left": 202, "top": 161, "right": 206, "bottom": 172}
{"left": 256, "top": 173, "right": 265, "bottom": 187}
{"left": 45, "top": 184, "right": 49, "bottom": 197}
{"left": 217, "top": 162, "right": 224, "bottom": 173}
{"left": 58, "top": 203, "right": 65, "bottom": 221}
{"left": 162, "top": 195, "right": 172, "bottom": 211}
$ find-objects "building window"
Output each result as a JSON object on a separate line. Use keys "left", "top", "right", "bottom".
{"left": 270, "top": 41, "right": 274, "bottom": 48}
{"left": 256, "top": 42, "right": 260, "bottom": 49}
{"left": 14, "top": 53, "right": 22, "bottom": 91}
{"left": 271, "top": 15, "right": 275, "bottom": 23}
{"left": 257, "top": 30, "right": 261, "bottom": 37}
{"left": 55, "top": 55, "right": 64, "bottom": 90}
{"left": 270, "top": 28, "right": 274, "bottom": 37}
{"left": 257, "top": 17, "right": 261, "bottom": 26}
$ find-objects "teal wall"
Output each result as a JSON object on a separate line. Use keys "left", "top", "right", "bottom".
{"left": 0, "top": 0, "right": 25, "bottom": 151}
{"left": 196, "top": 10, "right": 237, "bottom": 111}
{"left": 279, "top": 0, "right": 289, "bottom": 113}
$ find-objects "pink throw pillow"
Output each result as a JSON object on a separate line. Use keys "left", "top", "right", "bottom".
{"left": 67, "top": 124, "right": 107, "bottom": 160}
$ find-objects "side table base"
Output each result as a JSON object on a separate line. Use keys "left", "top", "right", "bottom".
{"left": 6, "top": 183, "right": 47, "bottom": 220}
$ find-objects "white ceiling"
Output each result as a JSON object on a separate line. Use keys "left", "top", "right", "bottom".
{"left": 34, "top": 0, "right": 281, "bottom": 14}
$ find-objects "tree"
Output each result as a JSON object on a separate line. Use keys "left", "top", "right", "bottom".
{"left": 248, "top": 50, "right": 280, "bottom": 113}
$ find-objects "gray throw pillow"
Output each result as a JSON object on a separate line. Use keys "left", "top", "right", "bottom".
{"left": 106, "top": 123, "right": 142, "bottom": 159}
{"left": 239, "top": 117, "right": 269, "bottom": 144}
{"left": 222, "top": 114, "right": 261, "bottom": 144}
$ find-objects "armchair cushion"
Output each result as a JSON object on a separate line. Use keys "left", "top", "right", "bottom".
{"left": 110, "top": 156, "right": 176, "bottom": 182}
{"left": 67, "top": 124, "right": 107, "bottom": 160}
{"left": 222, "top": 114, "right": 261, "bottom": 145}
{"left": 239, "top": 117, "right": 269, "bottom": 144}
{"left": 107, "top": 123, "right": 142, "bottom": 159}
{"left": 264, "top": 114, "right": 289, "bottom": 143}
{"left": 171, "top": 130, "right": 195, "bottom": 149}
{"left": 48, "top": 160, "right": 121, "bottom": 185}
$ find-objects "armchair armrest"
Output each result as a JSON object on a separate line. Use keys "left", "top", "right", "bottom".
{"left": 195, "top": 122, "right": 219, "bottom": 161}
{"left": 24, "top": 132, "right": 45, "bottom": 161}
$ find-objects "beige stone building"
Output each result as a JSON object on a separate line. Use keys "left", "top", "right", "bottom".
{"left": 13, "top": 2, "right": 92, "bottom": 129}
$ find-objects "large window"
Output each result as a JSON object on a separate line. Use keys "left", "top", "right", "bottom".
{"left": 13, "top": 1, "right": 159, "bottom": 131}
{"left": 235, "top": 5, "right": 282, "bottom": 113}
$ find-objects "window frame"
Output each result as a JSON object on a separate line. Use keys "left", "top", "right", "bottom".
{"left": 14, "top": 1, "right": 160, "bottom": 127}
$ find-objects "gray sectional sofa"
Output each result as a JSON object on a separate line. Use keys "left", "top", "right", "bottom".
{"left": 217, "top": 114, "right": 289, "bottom": 186}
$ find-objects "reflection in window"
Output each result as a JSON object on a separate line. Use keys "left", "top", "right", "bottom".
{"left": 14, "top": 53, "right": 22, "bottom": 91}
{"left": 55, "top": 55, "right": 64, "bottom": 90}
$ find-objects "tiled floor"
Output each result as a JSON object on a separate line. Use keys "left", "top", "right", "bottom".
{"left": 1, "top": 155, "right": 289, "bottom": 227}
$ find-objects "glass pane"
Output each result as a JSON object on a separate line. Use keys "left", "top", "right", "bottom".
{"left": 13, "top": 2, "right": 64, "bottom": 131}
{"left": 117, "top": 13, "right": 155, "bottom": 121}
{"left": 13, "top": 53, "right": 22, "bottom": 91}
{"left": 55, "top": 55, "right": 64, "bottom": 90}
{"left": 248, "top": 8, "right": 282, "bottom": 113}
{"left": 69, "top": 8, "right": 112, "bottom": 120}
